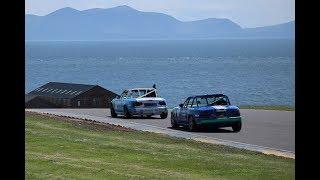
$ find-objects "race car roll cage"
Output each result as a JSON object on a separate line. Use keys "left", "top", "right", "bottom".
{"left": 120, "top": 88, "right": 158, "bottom": 99}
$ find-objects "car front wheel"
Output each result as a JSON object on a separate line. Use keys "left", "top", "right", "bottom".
{"left": 187, "top": 116, "right": 196, "bottom": 132}
{"left": 123, "top": 106, "right": 132, "bottom": 119}
{"left": 110, "top": 105, "right": 117, "bottom": 118}
{"left": 232, "top": 122, "right": 242, "bottom": 132}
{"left": 160, "top": 112, "right": 168, "bottom": 119}
{"left": 171, "top": 113, "right": 178, "bottom": 128}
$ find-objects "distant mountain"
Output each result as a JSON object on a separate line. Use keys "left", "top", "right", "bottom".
{"left": 25, "top": 6, "right": 295, "bottom": 40}
{"left": 242, "top": 21, "right": 295, "bottom": 38}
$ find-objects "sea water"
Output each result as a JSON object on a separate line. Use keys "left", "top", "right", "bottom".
{"left": 25, "top": 39, "right": 295, "bottom": 107}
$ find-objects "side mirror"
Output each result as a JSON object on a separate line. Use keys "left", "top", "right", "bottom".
{"left": 179, "top": 104, "right": 184, "bottom": 108}
{"left": 116, "top": 95, "right": 120, "bottom": 99}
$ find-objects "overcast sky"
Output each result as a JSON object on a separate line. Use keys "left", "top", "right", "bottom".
{"left": 25, "top": 0, "right": 295, "bottom": 28}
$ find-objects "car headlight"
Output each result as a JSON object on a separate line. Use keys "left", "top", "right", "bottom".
{"left": 194, "top": 114, "right": 200, "bottom": 117}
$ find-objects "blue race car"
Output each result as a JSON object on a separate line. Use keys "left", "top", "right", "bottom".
{"left": 110, "top": 87, "right": 168, "bottom": 119}
{"left": 171, "top": 94, "right": 242, "bottom": 132}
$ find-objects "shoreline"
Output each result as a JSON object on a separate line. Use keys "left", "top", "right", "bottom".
{"left": 165, "top": 105, "right": 295, "bottom": 111}
{"left": 239, "top": 105, "right": 294, "bottom": 111}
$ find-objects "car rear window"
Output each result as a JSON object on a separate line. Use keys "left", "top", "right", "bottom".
{"left": 145, "top": 90, "right": 157, "bottom": 97}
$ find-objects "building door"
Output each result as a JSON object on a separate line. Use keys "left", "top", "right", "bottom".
{"left": 93, "top": 98, "right": 97, "bottom": 107}
{"left": 93, "top": 98, "right": 101, "bottom": 107}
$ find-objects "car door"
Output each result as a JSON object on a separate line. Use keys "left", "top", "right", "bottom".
{"left": 114, "top": 90, "right": 128, "bottom": 113}
{"left": 184, "top": 98, "right": 195, "bottom": 122}
{"left": 179, "top": 98, "right": 193, "bottom": 124}
{"left": 112, "top": 96, "right": 121, "bottom": 113}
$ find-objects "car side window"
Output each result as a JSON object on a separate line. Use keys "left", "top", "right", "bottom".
{"left": 197, "top": 97, "right": 208, "bottom": 107}
{"left": 120, "top": 90, "right": 128, "bottom": 98}
{"left": 187, "top": 98, "right": 194, "bottom": 108}
{"left": 183, "top": 98, "right": 190, "bottom": 108}
{"left": 192, "top": 98, "right": 198, "bottom": 107}
{"left": 130, "top": 90, "right": 139, "bottom": 98}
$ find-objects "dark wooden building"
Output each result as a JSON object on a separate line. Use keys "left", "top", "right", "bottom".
{"left": 25, "top": 82, "right": 118, "bottom": 108}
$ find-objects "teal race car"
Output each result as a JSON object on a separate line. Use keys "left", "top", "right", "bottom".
{"left": 171, "top": 94, "right": 242, "bottom": 132}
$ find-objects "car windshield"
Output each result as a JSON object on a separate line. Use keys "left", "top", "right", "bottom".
{"left": 194, "top": 95, "right": 230, "bottom": 107}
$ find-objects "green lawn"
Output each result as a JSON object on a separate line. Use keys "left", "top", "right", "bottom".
{"left": 240, "top": 105, "right": 295, "bottom": 111}
{"left": 26, "top": 112, "right": 294, "bottom": 179}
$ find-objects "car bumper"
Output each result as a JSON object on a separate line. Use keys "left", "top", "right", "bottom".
{"left": 130, "top": 107, "right": 168, "bottom": 116}
{"left": 196, "top": 116, "right": 241, "bottom": 126}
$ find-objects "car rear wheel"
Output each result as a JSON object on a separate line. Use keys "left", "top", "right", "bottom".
{"left": 160, "top": 112, "right": 168, "bottom": 119}
{"left": 232, "top": 122, "right": 242, "bottom": 132}
{"left": 187, "top": 116, "right": 196, "bottom": 132}
{"left": 110, "top": 105, "right": 117, "bottom": 118}
{"left": 124, "top": 106, "right": 132, "bottom": 119}
{"left": 171, "top": 113, "right": 178, "bottom": 128}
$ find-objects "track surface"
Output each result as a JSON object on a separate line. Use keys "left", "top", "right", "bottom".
{"left": 29, "top": 108, "right": 295, "bottom": 152}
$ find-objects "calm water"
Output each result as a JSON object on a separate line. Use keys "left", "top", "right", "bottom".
{"left": 25, "top": 39, "right": 295, "bottom": 107}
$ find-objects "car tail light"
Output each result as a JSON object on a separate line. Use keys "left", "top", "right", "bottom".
{"left": 133, "top": 102, "right": 143, "bottom": 106}
{"left": 227, "top": 109, "right": 240, "bottom": 117}
{"left": 159, "top": 101, "right": 166, "bottom": 105}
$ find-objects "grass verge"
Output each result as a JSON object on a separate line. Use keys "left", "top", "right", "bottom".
{"left": 26, "top": 112, "right": 294, "bottom": 179}
{"left": 240, "top": 105, "right": 295, "bottom": 111}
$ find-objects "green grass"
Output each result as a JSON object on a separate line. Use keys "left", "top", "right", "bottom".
{"left": 26, "top": 112, "right": 295, "bottom": 179}
{"left": 240, "top": 105, "right": 295, "bottom": 111}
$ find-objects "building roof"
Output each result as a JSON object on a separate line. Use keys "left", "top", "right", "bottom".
{"left": 128, "top": 88, "right": 156, "bottom": 91}
{"left": 25, "top": 94, "right": 38, "bottom": 103}
{"left": 27, "top": 82, "right": 101, "bottom": 99}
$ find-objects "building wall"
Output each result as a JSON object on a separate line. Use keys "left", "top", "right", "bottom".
{"left": 25, "top": 97, "right": 60, "bottom": 108}
{"left": 37, "top": 96, "right": 70, "bottom": 108}
{"left": 71, "top": 86, "right": 117, "bottom": 108}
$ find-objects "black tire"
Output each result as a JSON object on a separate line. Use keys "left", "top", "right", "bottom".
{"left": 171, "top": 113, "right": 178, "bottom": 128}
{"left": 110, "top": 105, "right": 117, "bottom": 118}
{"left": 232, "top": 122, "right": 242, "bottom": 132}
{"left": 146, "top": 115, "right": 152, "bottom": 118}
{"left": 123, "top": 106, "right": 132, "bottom": 119}
{"left": 187, "top": 116, "right": 197, "bottom": 132}
{"left": 160, "top": 112, "right": 168, "bottom": 119}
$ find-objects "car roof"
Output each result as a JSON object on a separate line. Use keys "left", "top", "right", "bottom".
{"left": 188, "top": 94, "right": 226, "bottom": 99}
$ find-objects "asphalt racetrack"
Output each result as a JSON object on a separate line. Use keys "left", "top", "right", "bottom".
{"left": 30, "top": 108, "right": 295, "bottom": 152}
